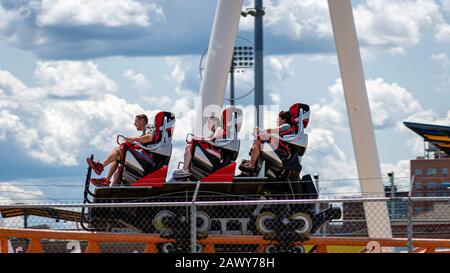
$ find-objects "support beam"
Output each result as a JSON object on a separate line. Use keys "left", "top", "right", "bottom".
{"left": 254, "top": 0, "right": 264, "bottom": 127}
{"left": 328, "top": 0, "right": 392, "bottom": 239}
{"left": 195, "top": 0, "right": 243, "bottom": 136}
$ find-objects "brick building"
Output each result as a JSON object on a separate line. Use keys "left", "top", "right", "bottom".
{"left": 405, "top": 122, "right": 450, "bottom": 214}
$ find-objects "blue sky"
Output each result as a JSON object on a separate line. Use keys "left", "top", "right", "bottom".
{"left": 1, "top": 0, "right": 450, "bottom": 202}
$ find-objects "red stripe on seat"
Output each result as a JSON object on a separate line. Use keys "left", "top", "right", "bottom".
{"left": 200, "top": 162, "right": 236, "bottom": 182}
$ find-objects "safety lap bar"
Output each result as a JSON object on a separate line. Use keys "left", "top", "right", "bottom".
{"left": 185, "top": 133, "right": 234, "bottom": 148}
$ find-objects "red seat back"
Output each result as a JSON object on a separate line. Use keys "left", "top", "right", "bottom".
{"left": 221, "top": 107, "right": 243, "bottom": 139}
{"left": 153, "top": 111, "right": 176, "bottom": 143}
{"left": 289, "top": 103, "right": 311, "bottom": 134}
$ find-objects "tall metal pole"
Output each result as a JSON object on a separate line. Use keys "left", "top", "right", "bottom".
{"left": 407, "top": 175, "right": 415, "bottom": 252}
{"left": 230, "top": 67, "right": 235, "bottom": 106}
{"left": 328, "top": 0, "right": 392, "bottom": 239}
{"left": 254, "top": 0, "right": 264, "bottom": 127}
{"left": 314, "top": 174, "right": 322, "bottom": 235}
{"left": 314, "top": 173, "right": 320, "bottom": 215}
{"left": 389, "top": 172, "right": 396, "bottom": 218}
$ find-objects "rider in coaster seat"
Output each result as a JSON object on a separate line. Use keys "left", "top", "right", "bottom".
{"left": 173, "top": 107, "right": 243, "bottom": 181}
{"left": 238, "top": 103, "right": 310, "bottom": 180}
{"left": 173, "top": 116, "right": 223, "bottom": 179}
{"left": 87, "top": 112, "right": 175, "bottom": 187}
{"left": 117, "top": 111, "right": 175, "bottom": 186}
{"left": 239, "top": 111, "right": 295, "bottom": 173}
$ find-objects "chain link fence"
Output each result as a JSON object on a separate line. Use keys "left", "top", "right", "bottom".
{"left": 1, "top": 195, "right": 449, "bottom": 253}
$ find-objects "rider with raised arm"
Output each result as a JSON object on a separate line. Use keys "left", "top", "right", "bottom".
{"left": 87, "top": 114, "right": 156, "bottom": 187}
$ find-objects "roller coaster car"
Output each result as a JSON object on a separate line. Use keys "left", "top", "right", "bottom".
{"left": 82, "top": 104, "right": 341, "bottom": 253}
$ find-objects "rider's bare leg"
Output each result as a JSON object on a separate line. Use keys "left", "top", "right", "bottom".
{"left": 182, "top": 143, "right": 193, "bottom": 171}
{"left": 106, "top": 161, "right": 119, "bottom": 180}
{"left": 102, "top": 146, "right": 121, "bottom": 169}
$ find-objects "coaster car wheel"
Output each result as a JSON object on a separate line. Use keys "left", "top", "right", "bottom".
{"left": 161, "top": 242, "right": 177, "bottom": 253}
{"left": 153, "top": 210, "right": 176, "bottom": 233}
{"left": 196, "top": 211, "right": 211, "bottom": 233}
{"left": 264, "top": 245, "right": 279, "bottom": 253}
{"left": 196, "top": 244, "right": 204, "bottom": 253}
{"left": 256, "top": 212, "right": 277, "bottom": 235}
{"left": 288, "top": 245, "right": 305, "bottom": 254}
{"left": 291, "top": 212, "right": 312, "bottom": 236}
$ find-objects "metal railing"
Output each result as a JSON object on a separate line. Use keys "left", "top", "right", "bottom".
{"left": 0, "top": 196, "right": 449, "bottom": 253}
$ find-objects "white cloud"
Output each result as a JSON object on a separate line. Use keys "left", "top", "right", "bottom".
{"left": 306, "top": 54, "right": 338, "bottom": 64}
{"left": 123, "top": 69, "right": 151, "bottom": 91}
{"left": 431, "top": 109, "right": 450, "bottom": 126}
{"left": 387, "top": 47, "right": 407, "bottom": 55}
{"left": 443, "top": 0, "right": 450, "bottom": 12}
{"left": 436, "top": 23, "right": 450, "bottom": 41}
{"left": 165, "top": 56, "right": 200, "bottom": 95}
{"left": 31, "top": 94, "right": 150, "bottom": 165}
{"left": 0, "top": 110, "right": 39, "bottom": 148}
{"left": 354, "top": 0, "right": 440, "bottom": 50}
{"left": 302, "top": 128, "right": 360, "bottom": 197}
{"left": 0, "top": 3, "right": 42, "bottom": 47}
{"left": 0, "top": 70, "right": 44, "bottom": 102}
{"left": 241, "top": 0, "right": 332, "bottom": 40}
{"left": 0, "top": 62, "right": 150, "bottom": 166}
{"left": 143, "top": 95, "right": 173, "bottom": 109}
{"left": 270, "top": 93, "right": 281, "bottom": 104}
{"left": 266, "top": 56, "right": 294, "bottom": 82}
{"left": 432, "top": 52, "right": 449, "bottom": 63}
{"left": 324, "top": 78, "right": 427, "bottom": 130}
{"left": 1, "top": 0, "right": 446, "bottom": 59}
{"left": 35, "top": 61, "right": 117, "bottom": 98}
{"left": 311, "top": 77, "right": 448, "bottom": 190}
{"left": 301, "top": 128, "right": 414, "bottom": 197}
{"left": 37, "top": 0, "right": 164, "bottom": 27}
{"left": 242, "top": 0, "right": 442, "bottom": 55}
{"left": 0, "top": 182, "right": 45, "bottom": 205}
{"left": 367, "top": 79, "right": 423, "bottom": 129}
{"left": 431, "top": 52, "right": 450, "bottom": 91}
{"left": 264, "top": 56, "right": 295, "bottom": 105}
{"left": 0, "top": 90, "right": 19, "bottom": 110}
{"left": 310, "top": 103, "right": 344, "bottom": 129}
{"left": 437, "top": 0, "right": 450, "bottom": 41}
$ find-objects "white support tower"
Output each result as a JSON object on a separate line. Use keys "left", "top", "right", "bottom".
{"left": 194, "top": 0, "right": 243, "bottom": 137}
{"left": 328, "top": 0, "right": 392, "bottom": 238}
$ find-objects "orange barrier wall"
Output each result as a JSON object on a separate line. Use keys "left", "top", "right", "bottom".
{"left": 1, "top": 228, "right": 450, "bottom": 253}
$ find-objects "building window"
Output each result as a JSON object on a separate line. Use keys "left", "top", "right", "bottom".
{"left": 415, "top": 182, "right": 423, "bottom": 190}
{"left": 427, "top": 168, "right": 437, "bottom": 176}
{"left": 442, "top": 189, "right": 450, "bottom": 197}
{"left": 415, "top": 207, "right": 425, "bottom": 214}
{"left": 414, "top": 169, "right": 423, "bottom": 176}
{"left": 442, "top": 168, "right": 449, "bottom": 176}
{"left": 428, "top": 182, "right": 437, "bottom": 189}
{"left": 440, "top": 182, "right": 450, "bottom": 196}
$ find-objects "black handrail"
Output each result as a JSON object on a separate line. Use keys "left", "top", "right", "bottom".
{"left": 80, "top": 154, "right": 94, "bottom": 231}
